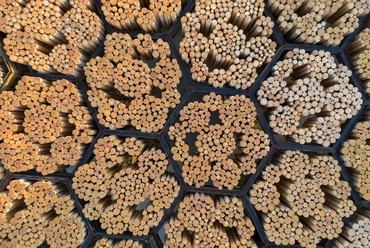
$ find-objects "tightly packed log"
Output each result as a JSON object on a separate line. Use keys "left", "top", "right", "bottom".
{"left": 180, "top": 0, "right": 276, "bottom": 89}
{"left": 72, "top": 135, "right": 180, "bottom": 236}
{"left": 100, "top": 0, "right": 183, "bottom": 32}
{"left": 0, "top": 0, "right": 104, "bottom": 75}
{"left": 258, "top": 49, "right": 363, "bottom": 146}
{"left": 341, "top": 109, "right": 370, "bottom": 200}
{"left": 267, "top": 0, "right": 370, "bottom": 45}
{"left": 333, "top": 208, "right": 370, "bottom": 248}
{"left": 92, "top": 238, "right": 146, "bottom": 248}
{"left": 0, "top": 179, "right": 86, "bottom": 248}
{"left": 84, "top": 33, "right": 182, "bottom": 131}
{"left": 0, "top": 76, "right": 96, "bottom": 175}
{"left": 164, "top": 193, "right": 257, "bottom": 248}
{"left": 348, "top": 25, "right": 370, "bottom": 95}
{"left": 168, "top": 92, "right": 270, "bottom": 189}
{"left": 250, "top": 150, "right": 356, "bottom": 247}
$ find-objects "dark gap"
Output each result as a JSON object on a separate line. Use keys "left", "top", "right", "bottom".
{"left": 184, "top": 132, "right": 199, "bottom": 155}
{"left": 209, "top": 110, "right": 220, "bottom": 125}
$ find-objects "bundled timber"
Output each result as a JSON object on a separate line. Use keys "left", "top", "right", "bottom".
{"left": 267, "top": 0, "right": 370, "bottom": 45}
{"left": 168, "top": 92, "right": 270, "bottom": 189}
{"left": 84, "top": 33, "right": 182, "bottom": 131}
{"left": 257, "top": 49, "right": 363, "bottom": 146}
{"left": 0, "top": 0, "right": 104, "bottom": 75}
{"left": 92, "top": 238, "right": 146, "bottom": 248}
{"left": 333, "top": 208, "right": 370, "bottom": 248}
{"left": 348, "top": 26, "right": 370, "bottom": 95}
{"left": 0, "top": 179, "right": 86, "bottom": 247}
{"left": 341, "top": 109, "right": 370, "bottom": 200}
{"left": 249, "top": 150, "right": 356, "bottom": 247}
{"left": 164, "top": 193, "right": 257, "bottom": 248}
{"left": 100, "top": 0, "right": 182, "bottom": 32}
{"left": 0, "top": 76, "right": 96, "bottom": 175}
{"left": 180, "top": 0, "right": 276, "bottom": 89}
{"left": 72, "top": 135, "right": 180, "bottom": 236}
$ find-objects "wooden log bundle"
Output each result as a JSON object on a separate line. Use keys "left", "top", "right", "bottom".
{"left": 348, "top": 26, "right": 370, "bottom": 95}
{"left": 100, "top": 0, "right": 182, "bottom": 32}
{"left": 0, "top": 0, "right": 104, "bottom": 75}
{"left": 0, "top": 76, "right": 96, "bottom": 175}
{"left": 84, "top": 33, "right": 182, "bottom": 131}
{"left": 168, "top": 92, "right": 270, "bottom": 189}
{"left": 266, "top": 0, "right": 370, "bottom": 45}
{"left": 164, "top": 193, "right": 257, "bottom": 248}
{"left": 72, "top": 135, "right": 180, "bottom": 236}
{"left": 0, "top": 179, "right": 86, "bottom": 247}
{"left": 341, "top": 109, "right": 370, "bottom": 200}
{"left": 180, "top": 0, "right": 276, "bottom": 89}
{"left": 257, "top": 49, "right": 363, "bottom": 146}
{"left": 332, "top": 208, "right": 370, "bottom": 248}
{"left": 92, "top": 238, "right": 146, "bottom": 248}
{"left": 249, "top": 150, "right": 356, "bottom": 247}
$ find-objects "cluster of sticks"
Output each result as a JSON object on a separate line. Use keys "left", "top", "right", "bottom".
{"left": 180, "top": 0, "right": 276, "bottom": 89}
{"left": 0, "top": 179, "right": 85, "bottom": 247}
{"left": 333, "top": 208, "right": 370, "bottom": 248}
{"left": 0, "top": 0, "right": 104, "bottom": 75}
{"left": 341, "top": 109, "right": 370, "bottom": 200}
{"left": 84, "top": 33, "right": 182, "bottom": 131}
{"left": 0, "top": 76, "right": 96, "bottom": 175}
{"left": 267, "top": 0, "right": 370, "bottom": 45}
{"left": 348, "top": 26, "right": 370, "bottom": 95}
{"left": 92, "top": 238, "right": 146, "bottom": 248}
{"left": 250, "top": 150, "right": 355, "bottom": 247}
{"left": 168, "top": 92, "right": 270, "bottom": 189}
{"left": 72, "top": 135, "right": 180, "bottom": 236}
{"left": 258, "top": 49, "right": 363, "bottom": 146}
{"left": 101, "top": 0, "right": 182, "bottom": 32}
{"left": 164, "top": 193, "right": 257, "bottom": 248}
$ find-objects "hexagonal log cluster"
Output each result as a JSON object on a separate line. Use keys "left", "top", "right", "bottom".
{"left": 92, "top": 238, "right": 146, "bottom": 248}
{"left": 84, "top": 33, "right": 182, "bottom": 131}
{"left": 0, "top": 76, "right": 96, "bottom": 175}
{"left": 0, "top": 179, "right": 86, "bottom": 247}
{"left": 168, "top": 92, "right": 270, "bottom": 189}
{"left": 250, "top": 150, "right": 355, "bottom": 247}
{"left": 258, "top": 49, "right": 363, "bottom": 146}
{"left": 72, "top": 135, "right": 180, "bottom": 236}
{"left": 341, "top": 108, "right": 370, "bottom": 200}
{"left": 267, "top": 0, "right": 370, "bottom": 45}
{"left": 101, "top": 0, "right": 183, "bottom": 32}
{"left": 348, "top": 25, "right": 370, "bottom": 95}
{"left": 0, "top": 0, "right": 104, "bottom": 75}
{"left": 180, "top": 0, "right": 276, "bottom": 89}
{"left": 164, "top": 193, "right": 257, "bottom": 248}
{"left": 332, "top": 208, "right": 370, "bottom": 248}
